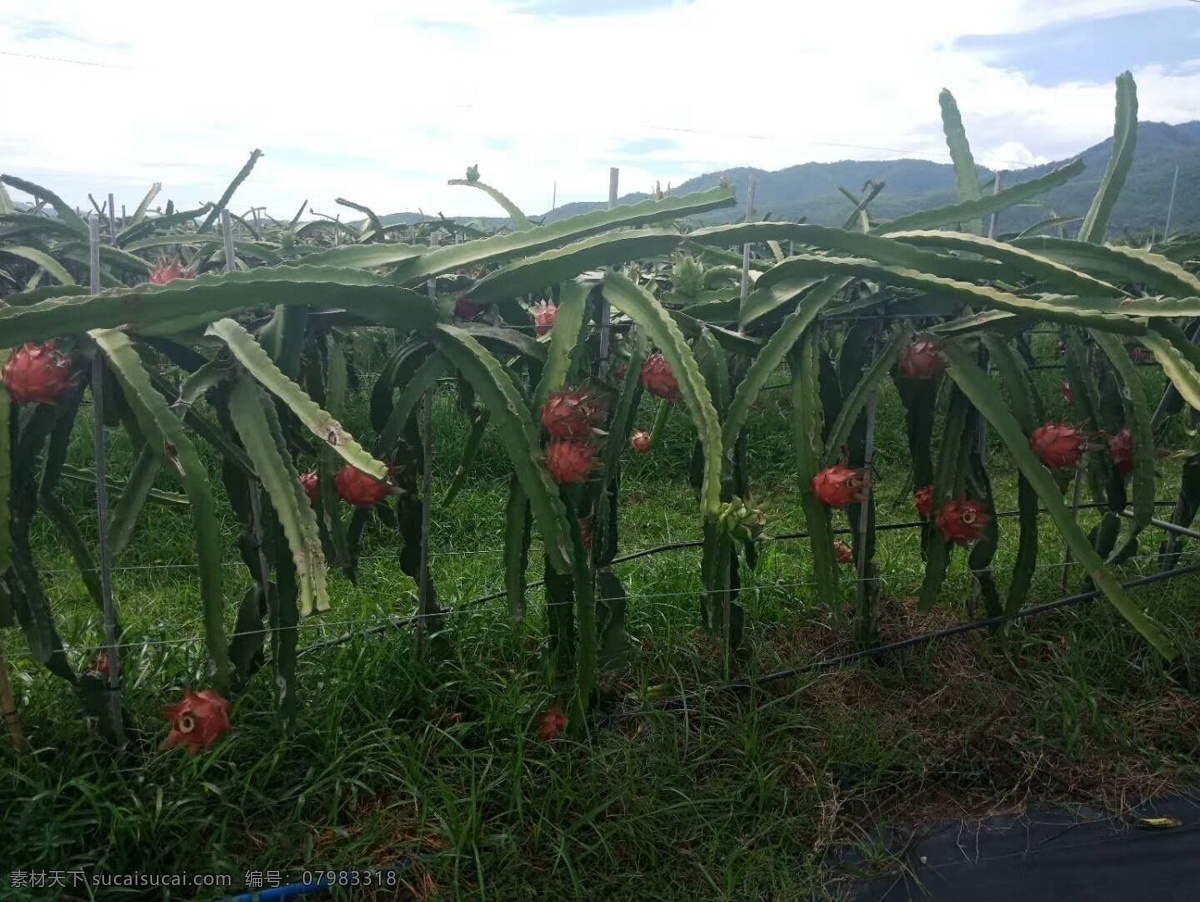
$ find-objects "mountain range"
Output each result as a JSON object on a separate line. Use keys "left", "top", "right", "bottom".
{"left": 387, "top": 120, "right": 1200, "bottom": 239}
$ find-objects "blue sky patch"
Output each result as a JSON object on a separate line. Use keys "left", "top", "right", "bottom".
{"left": 955, "top": 7, "right": 1200, "bottom": 86}
{"left": 269, "top": 148, "right": 389, "bottom": 170}
{"left": 616, "top": 137, "right": 678, "bottom": 155}
{"left": 511, "top": 0, "right": 694, "bottom": 17}
{"left": 13, "top": 19, "right": 78, "bottom": 42}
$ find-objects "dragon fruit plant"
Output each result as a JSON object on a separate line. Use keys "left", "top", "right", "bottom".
{"left": 0, "top": 69, "right": 1192, "bottom": 748}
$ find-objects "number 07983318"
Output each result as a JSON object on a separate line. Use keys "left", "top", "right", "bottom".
{"left": 300, "top": 869, "right": 401, "bottom": 888}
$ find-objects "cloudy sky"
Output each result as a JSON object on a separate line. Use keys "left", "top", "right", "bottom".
{"left": 1, "top": 0, "right": 1197, "bottom": 220}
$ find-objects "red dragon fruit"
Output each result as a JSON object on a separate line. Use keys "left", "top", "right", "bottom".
{"left": 898, "top": 340, "right": 945, "bottom": 380}
{"left": 934, "top": 498, "right": 990, "bottom": 544}
{"left": 811, "top": 463, "right": 869, "bottom": 507}
{"left": 299, "top": 471, "right": 320, "bottom": 507}
{"left": 1030, "top": 423, "right": 1088, "bottom": 470}
{"left": 92, "top": 653, "right": 121, "bottom": 680}
{"left": 630, "top": 431, "right": 652, "bottom": 454}
{"left": 539, "top": 701, "right": 567, "bottom": 741}
{"left": 2, "top": 342, "right": 74, "bottom": 404}
{"left": 540, "top": 390, "right": 602, "bottom": 440}
{"left": 533, "top": 300, "right": 557, "bottom": 336}
{"left": 149, "top": 258, "right": 192, "bottom": 285}
{"left": 914, "top": 485, "right": 934, "bottom": 520}
{"left": 454, "top": 294, "right": 482, "bottom": 320}
{"left": 1110, "top": 428, "right": 1134, "bottom": 475}
{"left": 640, "top": 352, "right": 680, "bottom": 401}
{"left": 544, "top": 440, "right": 598, "bottom": 485}
{"left": 834, "top": 540, "right": 854, "bottom": 565}
{"left": 333, "top": 464, "right": 394, "bottom": 507}
{"left": 161, "top": 689, "right": 233, "bottom": 756}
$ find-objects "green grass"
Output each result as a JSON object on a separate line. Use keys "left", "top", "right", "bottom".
{"left": 2, "top": 341, "right": 1199, "bottom": 900}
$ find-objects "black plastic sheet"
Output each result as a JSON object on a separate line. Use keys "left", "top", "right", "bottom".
{"left": 854, "top": 792, "right": 1200, "bottom": 901}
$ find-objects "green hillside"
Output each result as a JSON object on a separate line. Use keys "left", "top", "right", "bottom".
{"left": 403, "top": 120, "right": 1200, "bottom": 238}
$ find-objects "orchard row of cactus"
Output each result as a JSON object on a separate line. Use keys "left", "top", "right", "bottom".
{"left": 1, "top": 70, "right": 1199, "bottom": 749}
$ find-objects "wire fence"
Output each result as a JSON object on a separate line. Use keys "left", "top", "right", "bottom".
{"left": 676, "top": 559, "right": 1200, "bottom": 707}
{"left": 10, "top": 539, "right": 1198, "bottom": 664}
{"left": 413, "top": 314, "right": 1153, "bottom": 330}
{"left": 30, "top": 499, "right": 1180, "bottom": 581}
{"left": 8, "top": 449, "right": 1200, "bottom": 745}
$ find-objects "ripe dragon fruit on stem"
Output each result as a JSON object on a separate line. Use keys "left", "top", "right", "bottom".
{"left": 934, "top": 498, "right": 990, "bottom": 545}
{"left": 898, "top": 340, "right": 945, "bottom": 380}
{"left": 299, "top": 471, "right": 320, "bottom": 507}
{"left": 91, "top": 653, "right": 121, "bottom": 680}
{"left": 333, "top": 464, "right": 395, "bottom": 507}
{"left": 454, "top": 294, "right": 483, "bottom": 321}
{"left": 811, "top": 463, "right": 869, "bottom": 508}
{"left": 640, "top": 351, "right": 680, "bottom": 401}
{"left": 630, "top": 431, "right": 652, "bottom": 454}
{"left": 532, "top": 300, "right": 557, "bottom": 336}
{"left": 913, "top": 485, "right": 933, "bottom": 520}
{"left": 543, "top": 440, "right": 598, "bottom": 485}
{"left": 149, "top": 258, "right": 193, "bottom": 285}
{"left": 539, "top": 701, "right": 567, "bottom": 741}
{"left": 540, "top": 389, "right": 602, "bottom": 440}
{"left": 1110, "top": 428, "right": 1134, "bottom": 476}
{"left": 1030, "top": 423, "right": 1089, "bottom": 470}
{"left": 2, "top": 342, "right": 74, "bottom": 404}
{"left": 834, "top": 540, "right": 855, "bottom": 565}
{"left": 161, "top": 689, "right": 233, "bottom": 756}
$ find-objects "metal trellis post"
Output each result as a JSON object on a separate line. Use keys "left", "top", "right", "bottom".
{"left": 416, "top": 231, "right": 440, "bottom": 656}
{"left": 89, "top": 218, "right": 127, "bottom": 747}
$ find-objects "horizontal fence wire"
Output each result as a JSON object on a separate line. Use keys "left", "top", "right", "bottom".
{"left": 372, "top": 316, "right": 1154, "bottom": 332}
{"left": 250, "top": 532, "right": 1200, "bottom": 660}
{"left": 5, "top": 578, "right": 893, "bottom": 661}
{"left": 15, "top": 547, "right": 1198, "bottom": 666}
{"left": 702, "top": 560, "right": 1200, "bottom": 703}
{"left": 37, "top": 501, "right": 1177, "bottom": 577}
{"left": 31, "top": 548, "right": 519, "bottom": 577}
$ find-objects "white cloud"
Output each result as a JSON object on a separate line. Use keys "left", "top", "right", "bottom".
{"left": 0, "top": 0, "right": 1195, "bottom": 218}
{"left": 979, "top": 142, "right": 1051, "bottom": 171}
